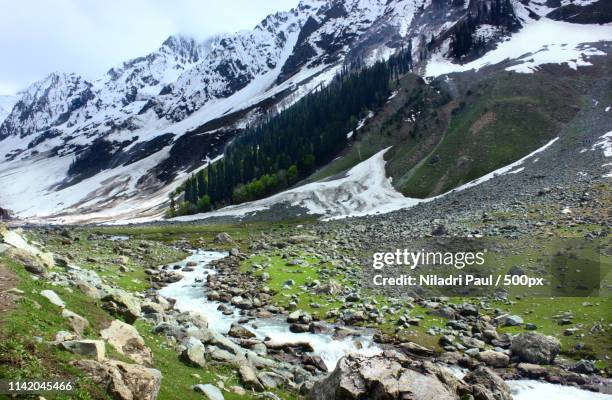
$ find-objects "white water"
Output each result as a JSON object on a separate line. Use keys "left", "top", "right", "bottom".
{"left": 158, "top": 250, "right": 381, "bottom": 370}
{"left": 508, "top": 380, "right": 612, "bottom": 400}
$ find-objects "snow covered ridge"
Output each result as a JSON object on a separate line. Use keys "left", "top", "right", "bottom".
{"left": 0, "top": 0, "right": 473, "bottom": 222}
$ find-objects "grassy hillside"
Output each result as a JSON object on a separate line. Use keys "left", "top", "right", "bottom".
{"left": 305, "top": 66, "right": 589, "bottom": 201}
{"left": 401, "top": 71, "right": 579, "bottom": 197}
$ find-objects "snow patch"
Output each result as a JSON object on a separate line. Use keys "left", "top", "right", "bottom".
{"left": 173, "top": 148, "right": 422, "bottom": 222}
{"left": 426, "top": 19, "right": 612, "bottom": 77}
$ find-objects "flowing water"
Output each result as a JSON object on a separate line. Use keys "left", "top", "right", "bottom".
{"left": 159, "top": 250, "right": 611, "bottom": 399}
{"left": 158, "top": 249, "right": 381, "bottom": 370}
{"left": 507, "top": 380, "right": 611, "bottom": 400}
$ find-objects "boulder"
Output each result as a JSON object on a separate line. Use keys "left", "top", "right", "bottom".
{"left": 180, "top": 337, "right": 207, "bottom": 368}
{"left": 228, "top": 323, "right": 256, "bottom": 339}
{"left": 193, "top": 384, "right": 224, "bottom": 400}
{"left": 141, "top": 301, "right": 165, "bottom": 315}
{"left": 75, "top": 359, "right": 162, "bottom": 400}
{"left": 257, "top": 371, "right": 288, "bottom": 389}
{"left": 464, "top": 366, "right": 512, "bottom": 400}
{"left": 309, "top": 353, "right": 459, "bottom": 400}
{"left": 477, "top": 351, "right": 510, "bottom": 368}
{"left": 60, "top": 340, "right": 105, "bottom": 361}
{"left": 239, "top": 365, "right": 263, "bottom": 391}
{"left": 101, "top": 320, "right": 152, "bottom": 365}
{"left": 41, "top": 289, "right": 65, "bottom": 307}
{"left": 400, "top": 342, "right": 434, "bottom": 357}
{"left": 264, "top": 338, "right": 314, "bottom": 353}
{"left": 175, "top": 311, "right": 208, "bottom": 330}
{"left": 76, "top": 281, "right": 101, "bottom": 299}
{"left": 214, "top": 232, "right": 235, "bottom": 245}
{"left": 102, "top": 290, "right": 141, "bottom": 323}
{"left": 517, "top": 363, "right": 548, "bottom": 378}
{"left": 61, "top": 309, "right": 89, "bottom": 336}
{"left": 511, "top": 332, "right": 560, "bottom": 364}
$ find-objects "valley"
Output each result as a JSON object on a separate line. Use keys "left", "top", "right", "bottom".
{"left": 0, "top": 0, "right": 610, "bottom": 398}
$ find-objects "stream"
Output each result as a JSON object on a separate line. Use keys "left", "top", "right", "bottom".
{"left": 158, "top": 249, "right": 381, "bottom": 370}
{"left": 158, "top": 249, "right": 611, "bottom": 399}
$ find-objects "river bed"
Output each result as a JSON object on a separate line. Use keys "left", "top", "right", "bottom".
{"left": 158, "top": 249, "right": 381, "bottom": 370}
{"left": 158, "top": 249, "right": 611, "bottom": 399}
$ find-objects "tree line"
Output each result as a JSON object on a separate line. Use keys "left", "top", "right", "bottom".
{"left": 450, "top": 0, "right": 519, "bottom": 60}
{"left": 167, "top": 46, "right": 413, "bottom": 217}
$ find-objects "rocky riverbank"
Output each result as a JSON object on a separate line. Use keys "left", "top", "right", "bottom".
{"left": 1, "top": 221, "right": 610, "bottom": 399}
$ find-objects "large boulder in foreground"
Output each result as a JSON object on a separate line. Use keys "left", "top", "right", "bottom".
{"left": 511, "top": 332, "right": 560, "bottom": 364}
{"left": 75, "top": 359, "right": 162, "bottom": 400}
{"left": 309, "top": 352, "right": 461, "bottom": 400}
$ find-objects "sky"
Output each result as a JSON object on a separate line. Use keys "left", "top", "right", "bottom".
{"left": 0, "top": 0, "right": 300, "bottom": 95}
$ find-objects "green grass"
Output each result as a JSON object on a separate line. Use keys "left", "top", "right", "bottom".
{"left": 1, "top": 235, "right": 303, "bottom": 400}
{"left": 402, "top": 72, "right": 578, "bottom": 197}
{"left": 493, "top": 297, "right": 612, "bottom": 370}
{"left": 0, "top": 255, "right": 114, "bottom": 399}
{"left": 27, "top": 229, "right": 188, "bottom": 292}
{"left": 241, "top": 253, "right": 347, "bottom": 318}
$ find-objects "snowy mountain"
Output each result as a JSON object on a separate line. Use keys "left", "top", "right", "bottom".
{"left": 0, "top": 95, "right": 20, "bottom": 124}
{"left": 0, "top": 0, "right": 610, "bottom": 223}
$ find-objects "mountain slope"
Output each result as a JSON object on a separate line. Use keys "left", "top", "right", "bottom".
{"left": 0, "top": 0, "right": 609, "bottom": 223}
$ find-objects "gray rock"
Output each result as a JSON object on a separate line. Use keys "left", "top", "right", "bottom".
{"left": 309, "top": 353, "right": 459, "bottom": 400}
{"left": 102, "top": 289, "right": 141, "bottom": 323}
{"left": 239, "top": 365, "right": 263, "bottom": 391}
{"left": 75, "top": 359, "right": 161, "bottom": 400}
{"left": 228, "top": 323, "right": 256, "bottom": 339}
{"left": 464, "top": 366, "right": 512, "bottom": 400}
{"left": 101, "top": 320, "right": 152, "bottom": 365}
{"left": 477, "top": 350, "right": 510, "bottom": 368}
{"left": 41, "top": 289, "right": 65, "bottom": 307}
{"left": 60, "top": 340, "right": 105, "bottom": 361}
{"left": 61, "top": 309, "right": 89, "bottom": 335}
{"left": 180, "top": 337, "right": 207, "bottom": 367}
{"left": 193, "top": 384, "right": 224, "bottom": 400}
{"left": 511, "top": 332, "right": 560, "bottom": 364}
{"left": 214, "top": 232, "right": 235, "bottom": 245}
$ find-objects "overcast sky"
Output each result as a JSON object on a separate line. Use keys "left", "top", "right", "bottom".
{"left": 0, "top": 0, "right": 300, "bottom": 95}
